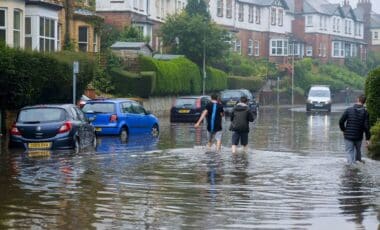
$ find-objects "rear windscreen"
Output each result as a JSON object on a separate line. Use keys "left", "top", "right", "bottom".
{"left": 82, "top": 102, "right": 115, "bottom": 113}
{"left": 175, "top": 98, "right": 197, "bottom": 107}
{"left": 221, "top": 91, "right": 242, "bottom": 99}
{"left": 18, "top": 108, "right": 66, "bottom": 123}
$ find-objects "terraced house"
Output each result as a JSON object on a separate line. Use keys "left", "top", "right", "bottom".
{"left": 0, "top": 0, "right": 101, "bottom": 52}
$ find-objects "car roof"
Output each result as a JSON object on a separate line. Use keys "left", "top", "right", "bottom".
{"left": 21, "top": 104, "right": 74, "bottom": 110}
{"left": 310, "top": 85, "right": 330, "bottom": 90}
{"left": 86, "top": 98, "right": 137, "bottom": 103}
{"left": 176, "top": 95, "right": 210, "bottom": 99}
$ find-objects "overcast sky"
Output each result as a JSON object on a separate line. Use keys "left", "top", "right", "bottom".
{"left": 328, "top": 0, "right": 380, "bottom": 13}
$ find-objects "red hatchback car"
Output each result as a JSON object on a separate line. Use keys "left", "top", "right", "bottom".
{"left": 170, "top": 96, "right": 210, "bottom": 122}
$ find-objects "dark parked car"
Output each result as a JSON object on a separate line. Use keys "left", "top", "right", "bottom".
{"left": 220, "top": 89, "right": 258, "bottom": 115}
{"left": 9, "top": 104, "right": 97, "bottom": 153}
{"left": 170, "top": 96, "right": 211, "bottom": 122}
{"left": 82, "top": 98, "right": 159, "bottom": 141}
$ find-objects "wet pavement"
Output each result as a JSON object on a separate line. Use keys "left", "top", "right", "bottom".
{"left": 0, "top": 104, "right": 379, "bottom": 229}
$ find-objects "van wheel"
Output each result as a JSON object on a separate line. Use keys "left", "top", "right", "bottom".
{"left": 151, "top": 124, "right": 159, "bottom": 137}
{"left": 120, "top": 127, "right": 128, "bottom": 143}
{"left": 92, "top": 135, "right": 97, "bottom": 148}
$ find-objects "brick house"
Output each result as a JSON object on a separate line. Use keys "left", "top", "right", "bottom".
{"left": 370, "top": 13, "right": 380, "bottom": 52}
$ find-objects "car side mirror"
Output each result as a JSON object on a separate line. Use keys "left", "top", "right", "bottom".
{"left": 145, "top": 110, "right": 151, "bottom": 115}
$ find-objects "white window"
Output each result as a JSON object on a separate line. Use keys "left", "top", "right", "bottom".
{"left": 133, "top": 0, "right": 138, "bottom": 9}
{"left": 248, "top": 39, "right": 253, "bottom": 56}
{"left": 271, "top": 8, "right": 276, "bottom": 25}
{"left": 160, "top": 0, "right": 165, "bottom": 19}
{"left": 336, "top": 18, "right": 340, "bottom": 33}
{"left": 306, "top": 45, "right": 313, "bottom": 56}
{"left": 351, "top": 44, "right": 357, "bottom": 57}
{"left": 93, "top": 31, "right": 98, "bottom": 52}
{"left": 289, "top": 43, "right": 300, "bottom": 56}
{"left": 254, "top": 40, "right": 259, "bottom": 56}
{"left": 235, "top": 39, "right": 241, "bottom": 54}
{"left": 57, "top": 24, "right": 61, "bottom": 51}
{"left": 139, "top": 0, "right": 144, "bottom": 11}
{"left": 278, "top": 9, "right": 283, "bottom": 26}
{"left": 270, "top": 39, "right": 288, "bottom": 56}
{"left": 0, "top": 9, "right": 7, "bottom": 43}
{"left": 306, "top": 15, "right": 313, "bottom": 27}
{"left": 13, "top": 10, "right": 21, "bottom": 48}
{"left": 332, "top": 41, "right": 344, "bottom": 57}
{"left": 318, "top": 43, "right": 326, "bottom": 57}
{"left": 226, "top": 0, "right": 232, "bottom": 18}
{"left": 78, "top": 26, "right": 88, "bottom": 52}
{"left": 333, "top": 18, "right": 336, "bottom": 32}
{"left": 25, "top": 17, "right": 32, "bottom": 49}
{"left": 374, "top": 31, "right": 379, "bottom": 40}
{"left": 39, "top": 17, "right": 56, "bottom": 52}
{"left": 255, "top": 7, "right": 260, "bottom": 24}
{"left": 248, "top": 5, "right": 254, "bottom": 23}
{"left": 217, "top": 0, "right": 223, "bottom": 17}
{"left": 238, "top": 3, "right": 244, "bottom": 22}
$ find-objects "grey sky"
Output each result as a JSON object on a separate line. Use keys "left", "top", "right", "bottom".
{"left": 328, "top": 0, "right": 380, "bottom": 13}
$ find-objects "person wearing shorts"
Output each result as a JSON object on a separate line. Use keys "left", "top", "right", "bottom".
{"left": 194, "top": 93, "right": 224, "bottom": 151}
{"left": 230, "top": 96, "right": 255, "bottom": 154}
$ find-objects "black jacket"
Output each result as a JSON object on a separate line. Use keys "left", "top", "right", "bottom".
{"left": 339, "top": 104, "right": 371, "bottom": 141}
{"left": 230, "top": 103, "right": 255, "bottom": 133}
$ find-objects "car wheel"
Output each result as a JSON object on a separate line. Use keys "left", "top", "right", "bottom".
{"left": 74, "top": 138, "right": 80, "bottom": 154}
{"left": 151, "top": 124, "right": 159, "bottom": 137}
{"left": 120, "top": 127, "right": 128, "bottom": 143}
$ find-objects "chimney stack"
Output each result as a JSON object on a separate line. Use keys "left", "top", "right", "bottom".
{"left": 294, "top": 0, "right": 304, "bottom": 14}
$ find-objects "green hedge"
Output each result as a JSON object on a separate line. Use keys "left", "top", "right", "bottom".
{"left": 227, "top": 76, "right": 264, "bottom": 92}
{"left": 0, "top": 45, "right": 95, "bottom": 109}
{"left": 205, "top": 66, "right": 228, "bottom": 92}
{"left": 368, "top": 121, "right": 380, "bottom": 158}
{"left": 109, "top": 68, "right": 156, "bottom": 98}
{"left": 365, "top": 67, "right": 380, "bottom": 126}
{"left": 139, "top": 56, "right": 201, "bottom": 95}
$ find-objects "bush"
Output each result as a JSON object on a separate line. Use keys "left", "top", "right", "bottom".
{"left": 368, "top": 121, "right": 380, "bottom": 158}
{"left": 109, "top": 68, "right": 155, "bottom": 98}
{"left": 206, "top": 67, "right": 228, "bottom": 92}
{"left": 227, "top": 76, "right": 264, "bottom": 92}
{"left": 0, "top": 45, "right": 95, "bottom": 109}
{"left": 139, "top": 56, "right": 202, "bottom": 95}
{"left": 365, "top": 67, "right": 380, "bottom": 126}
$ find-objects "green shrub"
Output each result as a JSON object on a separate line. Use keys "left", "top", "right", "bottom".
{"left": 0, "top": 45, "right": 95, "bottom": 109}
{"left": 365, "top": 67, "right": 380, "bottom": 126}
{"left": 109, "top": 68, "right": 155, "bottom": 98}
{"left": 206, "top": 67, "right": 228, "bottom": 92}
{"left": 368, "top": 121, "right": 380, "bottom": 158}
{"left": 227, "top": 76, "right": 264, "bottom": 92}
{"left": 139, "top": 56, "right": 201, "bottom": 95}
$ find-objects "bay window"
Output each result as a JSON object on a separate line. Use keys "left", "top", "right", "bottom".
{"left": 25, "top": 17, "right": 31, "bottom": 49}
{"left": 0, "top": 9, "right": 6, "bottom": 43}
{"left": 13, "top": 10, "right": 21, "bottom": 48}
{"left": 270, "top": 39, "right": 288, "bottom": 56}
{"left": 39, "top": 17, "right": 56, "bottom": 52}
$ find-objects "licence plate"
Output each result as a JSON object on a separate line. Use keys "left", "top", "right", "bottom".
{"left": 315, "top": 103, "right": 323, "bottom": 107}
{"left": 28, "top": 142, "right": 51, "bottom": 149}
{"left": 95, "top": 127, "right": 102, "bottom": 132}
{"left": 227, "top": 101, "right": 236, "bottom": 106}
{"left": 28, "top": 150, "right": 51, "bottom": 158}
{"left": 178, "top": 109, "right": 190, "bottom": 113}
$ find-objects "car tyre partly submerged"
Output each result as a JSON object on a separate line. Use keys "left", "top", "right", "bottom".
{"left": 151, "top": 124, "right": 159, "bottom": 137}
{"left": 120, "top": 128, "right": 128, "bottom": 143}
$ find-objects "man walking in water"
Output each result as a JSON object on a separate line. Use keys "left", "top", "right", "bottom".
{"left": 194, "top": 93, "right": 224, "bottom": 151}
{"left": 339, "top": 94, "right": 371, "bottom": 164}
{"left": 230, "top": 96, "right": 255, "bottom": 154}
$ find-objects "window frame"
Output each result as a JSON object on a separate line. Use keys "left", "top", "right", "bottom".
{"left": 217, "top": 0, "right": 223, "bottom": 17}
{"left": 25, "top": 16, "right": 32, "bottom": 50}
{"left": 226, "top": 0, "right": 232, "bottom": 18}
{"left": 13, "top": 9, "right": 22, "bottom": 48}
{"left": 254, "top": 40, "right": 260, "bottom": 56}
{"left": 248, "top": 5, "right": 254, "bottom": 23}
{"left": 39, "top": 17, "right": 56, "bottom": 52}
{"left": 248, "top": 39, "right": 253, "bottom": 56}
{"left": 0, "top": 8, "right": 7, "bottom": 44}
{"left": 270, "top": 39, "right": 288, "bottom": 56}
{"left": 238, "top": 3, "right": 244, "bottom": 22}
{"left": 255, "top": 7, "right": 261, "bottom": 24}
{"left": 271, "top": 8, "right": 276, "bottom": 25}
{"left": 278, "top": 9, "right": 283, "bottom": 26}
{"left": 78, "top": 26, "right": 88, "bottom": 52}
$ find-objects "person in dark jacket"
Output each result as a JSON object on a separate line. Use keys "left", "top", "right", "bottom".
{"left": 339, "top": 94, "right": 371, "bottom": 164}
{"left": 230, "top": 96, "right": 255, "bottom": 154}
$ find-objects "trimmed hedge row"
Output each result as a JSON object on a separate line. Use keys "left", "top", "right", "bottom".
{"left": 206, "top": 66, "right": 228, "bottom": 92}
{"left": 139, "top": 56, "right": 202, "bottom": 95}
{"left": 365, "top": 67, "right": 380, "bottom": 126}
{"left": 110, "top": 68, "right": 156, "bottom": 98}
{"left": 0, "top": 45, "right": 95, "bottom": 109}
{"left": 227, "top": 76, "right": 264, "bottom": 92}
{"left": 368, "top": 121, "right": 380, "bottom": 158}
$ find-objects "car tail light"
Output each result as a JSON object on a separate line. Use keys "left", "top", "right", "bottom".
{"left": 58, "top": 121, "right": 72, "bottom": 133}
{"left": 110, "top": 114, "right": 118, "bottom": 122}
{"left": 195, "top": 98, "right": 201, "bottom": 109}
{"left": 10, "top": 123, "right": 21, "bottom": 136}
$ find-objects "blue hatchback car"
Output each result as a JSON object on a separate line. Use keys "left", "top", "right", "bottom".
{"left": 82, "top": 98, "right": 159, "bottom": 142}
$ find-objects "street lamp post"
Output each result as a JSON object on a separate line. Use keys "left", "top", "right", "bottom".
{"left": 291, "top": 41, "right": 295, "bottom": 106}
{"left": 202, "top": 35, "right": 206, "bottom": 95}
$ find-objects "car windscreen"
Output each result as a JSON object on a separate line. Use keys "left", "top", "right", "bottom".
{"left": 309, "top": 89, "right": 330, "bottom": 97}
{"left": 82, "top": 102, "right": 116, "bottom": 113}
{"left": 18, "top": 108, "right": 66, "bottom": 123}
{"left": 221, "top": 91, "right": 242, "bottom": 99}
{"left": 174, "top": 98, "right": 197, "bottom": 107}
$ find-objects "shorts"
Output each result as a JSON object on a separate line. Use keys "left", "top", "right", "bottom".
{"left": 207, "top": 131, "right": 223, "bottom": 142}
{"left": 232, "top": 131, "right": 248, "bottom": 146}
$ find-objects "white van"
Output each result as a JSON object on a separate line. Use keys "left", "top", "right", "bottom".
{"left": 306, "top": 85, "right": 332, "bottom": 112}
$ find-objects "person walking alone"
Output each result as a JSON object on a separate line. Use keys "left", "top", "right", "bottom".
{"left": 230, "top": 96, "right": 255, "bottom": 154}
{"left": 194, "top": 94, "right": 224, "bottom": 151}
{"left": 339, "top": 94, "right": 371, "bottom": 164}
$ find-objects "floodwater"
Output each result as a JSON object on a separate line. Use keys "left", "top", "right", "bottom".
{"left": 0, "top": 105, "right": 379, "bottom": 229}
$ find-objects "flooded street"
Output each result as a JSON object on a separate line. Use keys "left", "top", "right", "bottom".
{"left": 0, "top": 105, "right": 379, "bottom": 229}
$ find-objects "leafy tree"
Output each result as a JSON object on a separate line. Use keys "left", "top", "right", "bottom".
{"left": 160, "top": 2, "right": 230, "bottom": 66}
{"left": 120, "top": 26, "right": 145, "bottom": 42}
